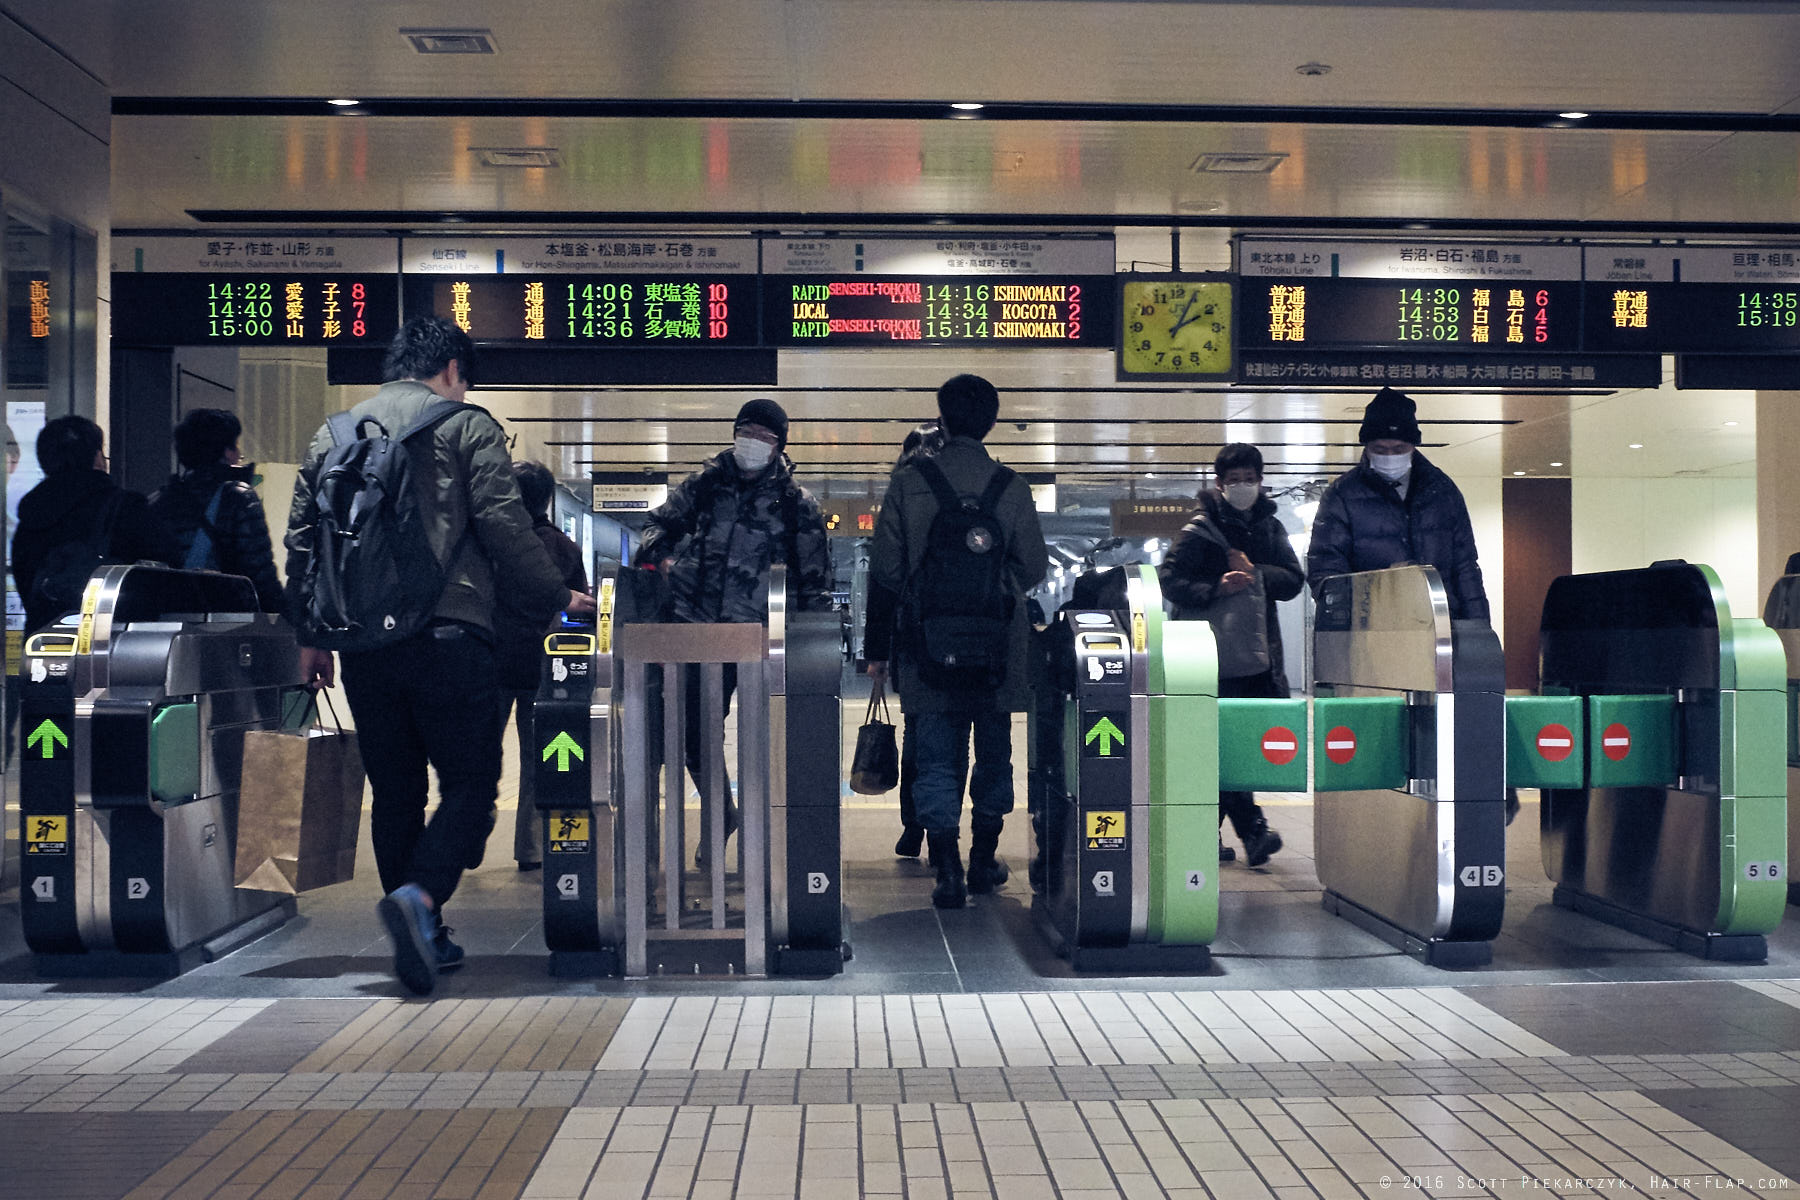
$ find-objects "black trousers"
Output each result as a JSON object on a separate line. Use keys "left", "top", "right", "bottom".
{"left": 682, "top": 661, "right": 738, "bottom": 821}
{"left": 340, "top": 622, "right": 502, "bottom": 907}
{"left": 1219, "top": 668, "right": 1283, "bottom": 840}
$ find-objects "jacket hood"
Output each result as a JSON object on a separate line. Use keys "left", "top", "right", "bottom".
{"left": 168, "top": 461, "right": 257, "bottom": 489}
{"left": 17, "top": 470, "right": 114, "bottom": 531}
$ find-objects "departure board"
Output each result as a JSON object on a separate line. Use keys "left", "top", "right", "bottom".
{"left": 110, "top": 273, "right": 399, "bottom": 346}
{"left": 1238, "top": 277, "right": 1582, "bottom": 352}
{"left": 1581, "top": 283, "right": 1800, "bottom": 353}
{"left": 761, "top": 276, "right": 1114, "bottom": 346}
{"left": 403, "top": 276, "right": 756, "bottom": 345}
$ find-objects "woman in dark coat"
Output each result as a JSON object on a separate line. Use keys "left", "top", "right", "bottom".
{"left": 1159, "top": 442, "right": 1304, "bottom": 867}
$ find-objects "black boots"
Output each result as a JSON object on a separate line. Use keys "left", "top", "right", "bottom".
{"left": 894, "top": 824, "right": 924, "bottom": 858}
{"left": 966, "top": 816, "right": 1010, "bottom": 895}
{"left": 927, "top": 830, "right": 966, "bottom": 909}
{"left": 1241, "top": 817, "right": 1283, "bottom": 868}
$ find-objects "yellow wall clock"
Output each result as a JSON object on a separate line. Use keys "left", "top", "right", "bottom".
{"left": 1117, "top": 275, "right": 1235, "bottom": 380}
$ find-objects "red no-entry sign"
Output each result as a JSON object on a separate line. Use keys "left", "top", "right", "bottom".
{"left": 1324, "top": 726, "right": 1358, "bottom": 765}
{"left": 1261, "top": 727, "right": 1299, "bottom": 766}
{"left": 1601, "top": 722, "right": 1632, "bottom": 762}
{"left": 1536, "top": 723, "right": 1575, "bottom": 763}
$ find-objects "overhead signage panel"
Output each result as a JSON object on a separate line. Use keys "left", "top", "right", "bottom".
{"left": 110, "top": 236, "right": 399, "bottom": 347}
{"left": 763, "top": 235, "right": 1114, "bottom": 348}
{"left": 1583, "top": 246, "right": 1800, "bottom": 354}
{"left": 1237, "top": 350, "right": 1661, "bottom": 390}
{"left": 1240, "top": 239, "right": 1582, "bottom": 281}
{"left": 401, "top": 236, "right": 759, "bottom": 276}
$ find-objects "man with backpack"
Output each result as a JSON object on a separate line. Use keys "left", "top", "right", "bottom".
{"left": 635, "top": 397, "right": 834, "bottom": 868}
{"left": 12, "top": 415, "right": 175, "bottom": 634}
{"left": 867, "top": 374, "right": 1049, "bottom": 909}
{"left": 283, "top": 316, "right": 596, "bottom": 997}
{"left": 148, "top": 408, "right": 284, "bottom": 612}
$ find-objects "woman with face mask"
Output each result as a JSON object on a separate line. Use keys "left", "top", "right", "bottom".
{"left": 1159, "top": 443, "right": 1305, "bottom": 867}
{"left": 1304, "top": 387, "right": 1491, "bottom": 623}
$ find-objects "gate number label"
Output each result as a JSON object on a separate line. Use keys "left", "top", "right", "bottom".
{"left": 556, "top": 873, "right": 580, "bottom": 900}
{"left": 30, "top": 877, "right": 54, "bottom": 901}
{"left": 1458, "top": 865, "right": 1504, "bottom": 887}
{"left": 807, "top": 872, "right": 830, "bottom": 895}
{"left": 1745, "top": 861, "right": 1785, "bottom": 881}
{"left": 1185, "top": 870, "right": 1206, "bottom": 891}
{"left": 127, "top": 877, "right": 151, "bottom": 900}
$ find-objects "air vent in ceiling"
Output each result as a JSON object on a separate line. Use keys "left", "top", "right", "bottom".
{"left": 402, "top": 28, "right": 497, "bottom": 54}
{"left": 472, "top": 147, "right": 561, "bottom": 169}
{"left": 1190, "top": 151, "right": 1288, "bottom": 174}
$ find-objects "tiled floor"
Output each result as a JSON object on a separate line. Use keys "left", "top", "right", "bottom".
{"left": 1, "top": 710, "right": 1799, "bottom": 1196}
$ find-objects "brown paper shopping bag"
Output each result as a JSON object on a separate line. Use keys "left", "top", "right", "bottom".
{"left": 234, "top": 695, "right": 367, "bottom": 894}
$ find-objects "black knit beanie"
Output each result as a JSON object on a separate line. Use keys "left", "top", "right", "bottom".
{"left": 734, "top": 397, "right": 789, "bottom": 450}
{"left": 1358, "top": 387, "right": 1421, "bottom": 445}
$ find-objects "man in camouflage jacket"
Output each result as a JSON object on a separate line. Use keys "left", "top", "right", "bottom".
{"left": 635, "top": 398, "right": 834, "bottom": 864}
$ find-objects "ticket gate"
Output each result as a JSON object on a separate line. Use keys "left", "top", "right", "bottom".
{"left": 1762, "top": 568, "right": 1800, "bottom": 908}
{"left": 534, "top": 565, "right": 846, "bottom": 977}
{"left": 1513, "top": 562, "right": 1786, "bottom": 958}
{"left": 1034, "top": 567, "right": 1218, "bottom": 970}
{"left": 21, "top": 565, "right": 303, "bottom": 977}
{"left": 1311, "top": 565, "right": 1507, "bottom": 968}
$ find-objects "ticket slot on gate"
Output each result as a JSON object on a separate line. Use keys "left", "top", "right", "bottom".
{"left": 1035, "top": 566, "right": 1213, "bottom": 971}
{"left": 23, "top": 565, "right": 303, "bottom": 977}
{"left": 1311, "top": 565, "right": 1506, "bottom": 969}
{"left": 1542, "top": 562, "right": 1786, "bottom": 959}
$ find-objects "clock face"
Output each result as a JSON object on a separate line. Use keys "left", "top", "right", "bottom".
{"left": 1118, "top": 277, "right": 1234, "bottom": 379}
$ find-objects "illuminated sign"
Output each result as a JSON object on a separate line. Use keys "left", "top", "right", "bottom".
{"left": 110, "top": 274, "right": 399, "bottom": 346}
{"left": 110, "top": 236, "right": 401, "bottom": 347}
{"left": 404, "top": 276, "right": 756, "bottom": 345}
{"left": 1582, "top": 246, "right": 1800, "bottom": 353}
{"left": 1239, "top": 278, "right": 1582, "bottom": 352}
{"left": 28, "top": 279, "right": 48, "bottom": 338}
{"left": 763, "top": 276, "right": 1113, "bottom": 346}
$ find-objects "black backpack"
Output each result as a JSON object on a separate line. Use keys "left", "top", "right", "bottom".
{"left": 28, "top": 491, "right": 124, "bottom": 622}
{"left": 296, "top": 399, "right": 468, "bottom": 653}
{"left": 903, "top": 458, "right": 1017, "bottom": 690}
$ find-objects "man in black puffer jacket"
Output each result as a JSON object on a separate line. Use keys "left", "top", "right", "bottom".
{"left": 149, "top": 408, "right": 284, "bottom": 613}
{"left": 1306, "top": 387, "right": 1489, "bottom": 622}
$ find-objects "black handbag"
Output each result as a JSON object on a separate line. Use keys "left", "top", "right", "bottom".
{"left": 849, "top": 684, "right": 900, "bottom": 795}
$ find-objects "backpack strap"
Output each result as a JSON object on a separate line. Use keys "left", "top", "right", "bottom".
{"left": 326, "top": 410, "right": 357, "bottom": 447}
{"left": 976, "top": 464, "right": 1016, "bottom": 513}
{"left": 913, "top": 457, "right": 963, "bottom": 510}
{"left": 397, "top": 398, "right": 469, "bottom": 442}
{"left": 182, "top": 483, "right": 229, "bottom": 571}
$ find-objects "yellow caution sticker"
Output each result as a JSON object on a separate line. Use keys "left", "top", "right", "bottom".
{"left": 75, "top": 615, "right": 94, "bottom": 657}
{"left": 25, "top": 814, "right": 68, "bottom": 855}
{"left": 1131, "top": 611, "right": 1146, "bottom": 653}
{"left": 79, "top": 578, "right": 104, "bottom": 616}
{"left": 598, "top": 577, "right": 615, "bottom": 655}
{"left": 548, "top": 811, "right": 591, "bottom": 854}
{"left": 1085, "top": 809, "right": 1126, "bottom": 851}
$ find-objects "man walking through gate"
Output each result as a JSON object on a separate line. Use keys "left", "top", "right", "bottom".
{"left": 284, "top": 316, "right": 595, "bottom": 996}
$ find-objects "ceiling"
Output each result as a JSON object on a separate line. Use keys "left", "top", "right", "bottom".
{"left": 88, "top": 0, "right": 1800, "bottom": 495}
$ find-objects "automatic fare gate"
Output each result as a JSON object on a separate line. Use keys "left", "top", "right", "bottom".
{"left": 21, "top": 565, "right": 304, "bottom": 976}
{"left": 1761, "top": 566, "right": 1800, "bottom": 908}
{"left": 1034, "top": 567, "right": 1218, "bottom": 969}
{"left": 1513, "top": 562, "right": 1786, "bottom": 959}
{"left": 1312, "top": 565, "right": 1507, "bottom": 968}
{"left": 533, "top": 566, "right": 845, "bottom": 977}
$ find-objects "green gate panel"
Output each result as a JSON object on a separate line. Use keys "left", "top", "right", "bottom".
{"left": 1585, "top": 694, "right": 1677, "bottom": 789}
{"left": 1149, "top": 800, "right": 1219, "bottom": 945}
{"left": 1715, "top": 794, "right": 1789, "bottom": 936}
{"left": 1312, "top": 696, "right": 1409, "bottom": 791}
{"left": 1151, "top": 694, "right": 1217, "bottom": 808}
{"left": 1504, "top": 695, "right": 1586, "bottom": 789}
{"left": 1721, "top": 688, "right": 1788, "bottom": 800}
{"left": 149, "top": 702, "right": 200, "bottom": 804}
{"left": 1218, "top": 698, "right": 1308, "bottom": 792}
{"left": 1158, "top": 615, "right": 1217, "bottom": 699}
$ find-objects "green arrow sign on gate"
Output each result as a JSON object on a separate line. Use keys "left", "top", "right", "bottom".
{"left": 542, "top": 731, "right": 585, "bottom": 772}
{"left": 26, "top": 718, "right": 67, "bottom": 760}
{"left": 1085, "top": 716, "right": 1125, "bottom": 757}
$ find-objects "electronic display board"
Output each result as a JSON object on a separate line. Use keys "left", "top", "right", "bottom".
{"left": 1582, "top": 247, "right": 1800, "bottom": 353}
{"left": 761, "top": 275, "right": 1114, "bottom": 346}
{"left": 402, "top": 275, "right": 756, "bottom": 345}
{"left": 1238, "top": 277, "right": 1583, "bottom": 352}
{"left": 110, "top": 273, "right": 399, "bottom": 346}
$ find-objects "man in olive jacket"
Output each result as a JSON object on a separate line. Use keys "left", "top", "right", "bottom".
{"left": 868, "top": 375, "right": 1049, "bottom": 909}
{"left": 1305, "top": 387, "right": 1489, "bottom": 621}
{"left": 284, "top": 317, "right": 595, "bottom": 996}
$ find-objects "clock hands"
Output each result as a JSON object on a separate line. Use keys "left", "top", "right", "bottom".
{"left": 1167, "top": 291, "right": 1200, "bottom": 338}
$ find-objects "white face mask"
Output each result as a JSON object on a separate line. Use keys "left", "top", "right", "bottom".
{"left": 1222, "top": 482, "right": 1261, "bottom": 511}
{"left": 733, "top": 435, "right": 775, "bottom": 473}
{"left": 1367, "top": 451, "right": 1412, "bottom": 482}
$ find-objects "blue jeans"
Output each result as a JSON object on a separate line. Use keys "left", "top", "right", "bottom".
{"left": 911, "top": 710, "right": 1015, "bottom": 833}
